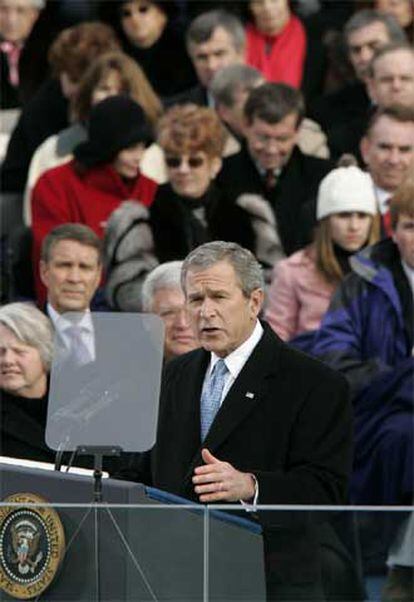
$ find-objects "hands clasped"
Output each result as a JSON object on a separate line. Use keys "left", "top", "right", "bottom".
{"left": 192, "top": 448, "right": 256, "bottom": 503}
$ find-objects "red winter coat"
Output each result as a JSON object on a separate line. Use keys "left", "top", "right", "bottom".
{"left": 31, "top": 160, "right": 157, "bottom": 302}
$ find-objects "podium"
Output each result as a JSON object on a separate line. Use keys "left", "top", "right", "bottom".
{"left": 0, "top": 463, "right": 266, "bottom": 601}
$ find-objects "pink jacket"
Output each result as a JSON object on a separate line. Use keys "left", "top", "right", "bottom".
{"left": 265, "top": 246, "right": 336, "bottom": 341}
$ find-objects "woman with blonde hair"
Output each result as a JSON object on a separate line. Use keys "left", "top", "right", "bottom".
{"left": 265, "top": 166, "right": 380, "bottom": 341}
{"left": 24, "top": 51, "right": 164, "bottom": 224}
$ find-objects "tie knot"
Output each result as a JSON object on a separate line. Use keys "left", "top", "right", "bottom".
{"left": 213, "top": 359, "right": 228, "bottom": 377}
{"left": 66, "top": 324, "right": 83, "bottom": 338}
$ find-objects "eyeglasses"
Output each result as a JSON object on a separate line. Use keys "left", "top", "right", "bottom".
{"left": 165, "top": 155, "right": 206, "bottom": 169}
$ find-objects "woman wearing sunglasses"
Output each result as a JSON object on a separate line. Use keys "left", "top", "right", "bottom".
{"left": 105, "top": 103, "right": 253, "bottom": 310}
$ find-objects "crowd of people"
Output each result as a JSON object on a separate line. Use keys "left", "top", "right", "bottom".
{"left": 1, "top": 1, "right": 413, "bottom": 600}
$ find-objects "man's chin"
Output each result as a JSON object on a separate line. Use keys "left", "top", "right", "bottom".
{"left": 60, "top": 300, "right": 88, "bottom": 313}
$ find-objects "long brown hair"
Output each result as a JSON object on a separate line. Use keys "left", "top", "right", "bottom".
{"left": 314, "top": 213, "right": 381, "bottom": 283}
{"left": 72, "top": 51, "right": 163, "bottom": 125}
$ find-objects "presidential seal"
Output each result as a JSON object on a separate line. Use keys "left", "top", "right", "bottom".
{"left": 0, "top": 493, "right": 65, "bottom": 600}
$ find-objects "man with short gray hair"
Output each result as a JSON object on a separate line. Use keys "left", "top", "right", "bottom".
{"left": 168, "top": 9, "right": 245, "bottom": 107}
{"left": 131, "top": 240, "right": 352, "bottom": 600}
{"left": 142, "top": 261, "right": 197, "bottom": 361}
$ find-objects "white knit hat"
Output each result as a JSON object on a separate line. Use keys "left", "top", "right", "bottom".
{"left": 317, "top": 166, "right": 377, "bottom": 220}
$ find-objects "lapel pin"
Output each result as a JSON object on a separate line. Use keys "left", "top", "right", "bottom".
{"left": 245, "top": 392, "right": 255, "bottom": 399}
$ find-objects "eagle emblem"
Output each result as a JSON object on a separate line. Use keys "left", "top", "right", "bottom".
{"left": 10, "top": 519, "right": 43, "bottom": 575}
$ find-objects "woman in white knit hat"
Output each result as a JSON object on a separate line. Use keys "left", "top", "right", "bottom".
{"left": 265, "top": 166, "right": 380, "bottom": 342}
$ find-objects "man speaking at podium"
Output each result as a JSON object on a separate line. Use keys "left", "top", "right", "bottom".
{"left": 127, "top": 241, "right": 352, "bottom": 600}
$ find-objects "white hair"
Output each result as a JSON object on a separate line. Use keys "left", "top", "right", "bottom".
{"left": 141, "top": 261, "right": 184, "bottom": 311}
{"left": 0, "top": 302, "right": 54, "bottom": 370}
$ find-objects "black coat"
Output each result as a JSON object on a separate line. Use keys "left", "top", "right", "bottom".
{"left": 0, "top": 388, "right": 55, "bottom": 464}
{"left": 216, "top": 144, "right": 334, "bottom": 256}
{"left": 309, "top": 82, "right": 370, "bottom": 132}
{"left": 123, "top": 323, "right": 352, "bottom": 596}
{"left": 122, "top": 25, "right": 196, "bottom": 100}
{"left": 150, "top": 183, "right": 254, "bottom": 262}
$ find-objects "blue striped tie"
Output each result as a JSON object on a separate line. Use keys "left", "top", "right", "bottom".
{"left": 200, "top": 359, "right": 229, "bottom": 440}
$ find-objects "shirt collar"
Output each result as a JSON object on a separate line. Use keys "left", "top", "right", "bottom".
{"left": 255, "top": 162, "right": 282, "bottom": 179}
{"left": 47, "top": 303, "right": 93, "bottom": 333}
{"left": 209, "top": 320, "right": 264, "bottom": 379}
{"left": 372, "top": 182, "right": 393, "bottom": 215}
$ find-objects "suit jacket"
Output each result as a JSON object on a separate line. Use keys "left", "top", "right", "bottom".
{"left": 126, "top": 323, "right": 352, "bottom": 588}
{"left": 216, "top": 145, "right": 334, "bottom": 257}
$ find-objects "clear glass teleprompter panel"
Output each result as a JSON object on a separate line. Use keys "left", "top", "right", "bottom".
{"left": 46, "top": 312, "right": 164, "bottom": 453}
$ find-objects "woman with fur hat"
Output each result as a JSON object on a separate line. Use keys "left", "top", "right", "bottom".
{"left": 31, "top": 94, "right": 157, "bottom": 301}
{"left": 265, "top": 166, "right": 380, "bottom": 341}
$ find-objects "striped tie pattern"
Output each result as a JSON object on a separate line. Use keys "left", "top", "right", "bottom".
{"left": 200, "top": 359, "right": 229, "bottom": 440}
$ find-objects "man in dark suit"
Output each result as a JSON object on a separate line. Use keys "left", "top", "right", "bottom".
{"left": 132, "top": 241, "right": 352, "bottom": 600}
{"left": 166, "top": 9, "right": 245, "bottom": 108}
{"left": 216, "top": 83, "right": 333, "bottom": 278}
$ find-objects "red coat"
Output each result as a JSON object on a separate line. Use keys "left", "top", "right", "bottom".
{"left": 31, "top": 160, "right": 157, "bottom": 301}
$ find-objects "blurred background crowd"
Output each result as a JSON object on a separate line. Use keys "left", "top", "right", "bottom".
{"left": 1, "top": 2, "right": 413, "bottom": 600}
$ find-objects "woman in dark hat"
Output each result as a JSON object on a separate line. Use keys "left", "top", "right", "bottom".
{"left": 31, "top": 94, "right": 158, "bottom": 300}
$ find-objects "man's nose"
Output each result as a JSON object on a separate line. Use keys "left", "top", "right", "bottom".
{"left": 200, "top": 298, "right": 215, "bottom": 317}
{"left": 359, "top": 46, "right": 372, "bottom": 64}
{"left": 265, "top": 138, "right": 281, "bottom": 154}
{"left": 206, "top": 55, "right": 220, "bottom": 74}
{"left": 67, "top": 266, "right": 82, "bottom": 281}
{"left": 175, "top": 308, "right": 190, "bottom": 328}
{"left": 388, "top": 148, "right": 401, "bottom": 164}
{"left": 391, "top": 77, "right": 402, "bottom": 90}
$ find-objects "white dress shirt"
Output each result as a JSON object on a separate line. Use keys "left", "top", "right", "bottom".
{"left": 203, "top": 320, "right": 264, "bottom": 405}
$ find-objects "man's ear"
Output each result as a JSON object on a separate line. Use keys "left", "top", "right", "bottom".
{"left": 249, "top": 288, "right": 264, "bottom": 319}
{"left": 39, "top": 260, "right": 48, "bottom": 287}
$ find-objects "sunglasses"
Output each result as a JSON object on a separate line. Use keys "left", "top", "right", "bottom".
{"left": 165, "top": 156, "right": 206, "bottom": 169}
